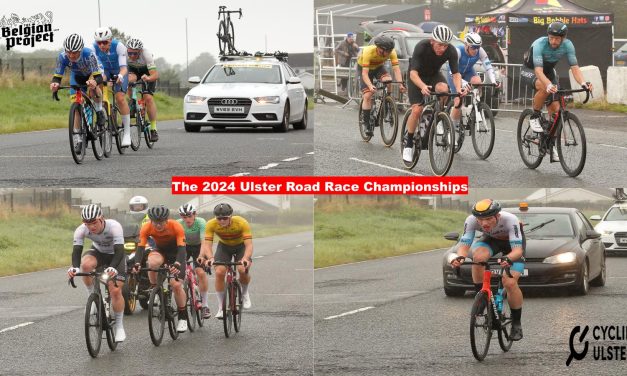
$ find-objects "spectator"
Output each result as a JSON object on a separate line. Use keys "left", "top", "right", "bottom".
{"left": 335, "top": 32, "right": 360, "bottom": 94}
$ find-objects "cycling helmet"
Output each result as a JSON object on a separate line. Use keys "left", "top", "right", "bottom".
{"left": 373, "top": 35, "right": 394, "bottom": 52}
{"left": 94, "top": 27, "right": 113, "bottom": 41}
{"left": 129, "top": 196, "right": 148, "bottom": 213}
{"left": 126, "top": 38, "right": 143, "bottom": 50}
{"left": 464, "top": 32, "right": 482, "bottom": 47}
{"left": 432, "top": 24, "right": 453, "bottom": 44}
{"left": 213, "top": 203, "right": 233, "bottom": 217}
{"left": 147, "top": 205, "right": 170, "bottom": 221}
{"left": 63, "top": 34, "right": 84, "bottom": 52}
{"left": 472, "top": 199, "right": 501, "bottom": 218}
{"left": 547, "top": 21, "right": 567, "bottom": 37}
{"left": 81, "top": 204, "right": 102, "bottom": 222}
{"left": 178, "top": 203, "right": 197, "bottom": 216}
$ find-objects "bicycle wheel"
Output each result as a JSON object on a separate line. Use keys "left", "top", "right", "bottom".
{"left": 141, "top": 112, "right": 155, "bottom": 149}
{"left": 105, "top": 300, "right": 117, "bottom": 351}
{"left": 516, "top": 109, "right": 543, "bottom": 169}
{"left": 102, "top": 106, "right": 113, "bottom": 158}
{"left": 471, "top": 102, "right": 496, "bottom": 160}
{"left": 112, "top": 104, "right": 126, "bottom": 155}
{"left": 447, "top": 102, "right": 464, "bottom": 154}
{"left": 194, "top": 283, "right": 205, "bottom": 328}
{"left": 148, "top": 287, "right": 165, "bottom": 346}
{"left": 68, "top": 103, "right": 86, "bottom": 164}
{"left": 470, "top": 291, "right": 492, "bottom": 361}
{"left": 130, "top": 102, "right": 141, "bottom": 151}
{"left": 185, "top": 281, "right": 197, "bottom": 332}
{"left": 233, "top": 282, "right": 242, "bottom": 333}
{"left": 218, "top": 21, "right": 228, "bottom": 54}
{"left": 400, "top": 109, "right": 420, "bottom": 169}
{"left": 497, "top": 291, "right": 513, "bottom": 352}
{"left": 167, "top": 290, "right": 179, "bottom": 340}
{"left": 123, "top": 274, "right": 138, "bottom": 315}
{"left": 428, "top": 112, "right": 454, "bottom": 176}
{"left": 90, "top": 105, "right": 104, "bottom": 161}
{"left": 380, "top": 95, "right": 398, "bottom": 147}
{"left": 227, "top": 20, "right": 235, "bottom": 52}
{"left": 358, "top": 98, "right": 372, "bottom": 142}
{"left": 556, "top": 112, "right": 586, "bottom": 177}
{"left": 223, "top": 282, "right": 234, "bottom": 338}
{"left": 84, "top": 293, "right": 103, "bottom": 358}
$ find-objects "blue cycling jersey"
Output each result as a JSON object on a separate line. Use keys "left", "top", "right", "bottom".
{"left": 92, "top": 39, "right": 127, "bottom": 73}
{"left": 531, "top": 36, "right": 578, "bottom": 68}
{"left": 53, "top": 47, "right": 103, "bottom": 79}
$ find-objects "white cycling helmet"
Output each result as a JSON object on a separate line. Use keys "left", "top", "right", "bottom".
{"left": 126, "top": 37, "right": 143, "bottom": 50}
{"left": 81, "top": 204, "right": 103, "bottom": 222}
{"left": 464, "top": 32, "right": 482, "bottom": 47}
{"left": 432, "top": 24, "right": 453, "bottom": 44}
{"left": 129, "top": 195, "right": 148, "bottom": 214}
{"left": 94, "top": 27, "right": 112, "bottom": 42}
{"left": 63, "top": 34, "right": 84, "bottom": 52}
{"left": 178, "top": 203, "right": 197, "bottom": 216}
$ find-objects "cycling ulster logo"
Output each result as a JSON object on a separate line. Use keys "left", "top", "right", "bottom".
{"left": 567, "top": 325, "right": 627, "bottom": 366}
{"left": 0, "top": 11, "right": 54, "bottom": 50}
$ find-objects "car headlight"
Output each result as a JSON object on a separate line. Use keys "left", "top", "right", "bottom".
{"left": 601, "top": 230, "right": 614, "bottom": 235}
{"left": 185, "top": 95, "right": 207, "bottom": 104}
{"left": 543, "top": 251, "right": 577, "bottom": 264}
{"left": 254, "top": 96, "right": 280, "bottom": 104}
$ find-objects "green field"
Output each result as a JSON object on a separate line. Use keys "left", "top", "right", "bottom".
{"left": 0, "top": 73, "right": 183, "bottom": 134}
{"left": 0, "top": 206, "right": 311, "bottom": 277}
{"left": 314, "top": 200, "right": 467, "bottom": 268}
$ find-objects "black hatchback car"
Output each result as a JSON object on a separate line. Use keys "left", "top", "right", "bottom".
{"left": 442, "top": 206, "right": 606, "bottom": 297}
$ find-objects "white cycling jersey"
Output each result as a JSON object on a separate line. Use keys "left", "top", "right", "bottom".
{"left": 73, "top": 219, "right": 125, "bottom": 254}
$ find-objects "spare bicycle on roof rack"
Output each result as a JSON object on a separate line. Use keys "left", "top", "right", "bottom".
{"left": 217, "top": 5, "right": 242, "bottom": 56}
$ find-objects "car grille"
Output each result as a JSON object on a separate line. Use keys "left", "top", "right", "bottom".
{"left": 614, "top": 232, "right": 627, "bottom": 247}
{"left": 207, "top": 98, "right": 252, "bottom": 119}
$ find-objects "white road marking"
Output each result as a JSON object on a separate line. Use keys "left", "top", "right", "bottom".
{"left": 350, "top": 157, "right": 423, "bottom": 176}
{"left": 276, "top": 249, "right": 285, "bottom": 253}
{"left": 282, "top": 157, "right": 301, "bottom": 162}
{"left": 295, "top": 244, "right": 303, "bottom": 248}
{"left": 599, "top": 144, "right": 627, "bottom": 151}
{"left": 496, "top": 128, "right": 513, "bottom": 133}
{"left": 306, "top": 152, "right": 314, "bottom": 155}
{"left": 0, "top": 322, "right": 34, "bottom": 333}
{"left": 295, "top": 269, "right": 311, "bottom": 271}
{"left": 324, "top": 306, "right": 375, "bottom": 320}
{"left": 258, "top": 163, "right": 279, "bottom": 170}
{"left": 253, "top": 255, "right": 265, "bottom": 259}
{"left": 230, "top": 172, "right": 251, "bottom": 176}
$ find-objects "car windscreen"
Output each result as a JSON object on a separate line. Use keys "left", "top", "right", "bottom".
{"left": 604, "top": 207, "right": 627, "bottom": 221}
{"left": 203, "top": 64, "right": 282, "bottom": 84}
{"left": 517, "top": 213, "right": 574, "bottom": 238}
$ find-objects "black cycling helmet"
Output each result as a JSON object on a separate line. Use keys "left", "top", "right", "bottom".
{"left": 547, "top": 21, "right": 567, "bottom": 37}
{"left": 147, "top": 205, "right": 170, "bottom": 221}
{"left": 213, "top": 203, "right": 233, "bottom": 217}
{"left": 472, "top": 199, "right": 501, "bottom": 218}
{"left": 374, "top": 35, "right": 394, "bottom": 52}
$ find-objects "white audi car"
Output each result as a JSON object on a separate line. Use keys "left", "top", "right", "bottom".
{"left": 591, "top": 202, "right": 627, "bottom": 254}
{"left": 183, "top": 53, "right": 307, "bottom": 132}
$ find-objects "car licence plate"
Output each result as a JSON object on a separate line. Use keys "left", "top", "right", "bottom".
{"left": 214, "top": 106, "right": 244, "bottom": 113}
{"left": 490, "top": 268, "right": 528, "bottom": 277}
{"left": 618, "top": 237, "right": 627, "bottom": 244}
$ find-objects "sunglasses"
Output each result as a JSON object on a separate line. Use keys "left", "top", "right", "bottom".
{"left": 180, "top": 214, "right": 193, "bottom": 218}
{"left": 216, "top": 216, "right": 230, "bottom": 221}
{"left": 469, "top": 45, "right": 480, "bottom": 50}
{"left": 151, "top": 219, "right": 167, "bottom": 225}
{"left": 128, "top": 51, "right": 140, "bottom": 56}
{"left": 96, "top": 40, "right": 110, "bottom": 45}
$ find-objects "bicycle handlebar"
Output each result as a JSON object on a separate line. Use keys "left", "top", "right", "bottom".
{"left": 452, "top": 256, "right": 513, "bottom": 278}
{"left": 218, "top": 7, "right": 242, "bottom": 18}
{"left": 469, "top": 83, "right": 498, "bottom": 88}
{"left": 555, "top": 87, "right": 591, "bottom": 104}
{"left": 68, "top": 271, "right": 119, "bottom": 288}
{"left": 52, "top": 85, "right": 88, "bottom": 101}
{"left": 212, "top": 260, "right": 250, "bottom": 274}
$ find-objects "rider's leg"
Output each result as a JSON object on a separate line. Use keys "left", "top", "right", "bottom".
{"left": 470, "top": 243, "right": 492, "bottom": 294}
{"left": 80, "top": 254, "right": 98, "bottom": 296}
{"left": 146, "top": 251, "right": 164, "bottom": 286}
{"left": 503, "top": 263, "right": 524, "bottom": 340}
{"left": 449, "top": 73, "right": 461, "bottom": 127}
{"left": 214, "top": 265, "right": 227, "bottom": 311}
{"left": 115, "top": 75, "right": 131, "bottom": 145}
{"left": 144, "top": 93, "right": 157, "bottom": 130}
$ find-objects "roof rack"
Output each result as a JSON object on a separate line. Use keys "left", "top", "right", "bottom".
{"left": 219, "top": 50, "right": 289, "bottom": 62}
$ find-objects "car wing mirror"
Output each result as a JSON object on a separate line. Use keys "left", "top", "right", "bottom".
{"left": 585, "top": 230, "right": 601, "bottom": 239}
{"left": 188, "top": 76, "right": 201, "bottom": 84}
{"left": 287, "top": 77, "right": 301, "bottom": 84}
{"left": 444, "top": 232, "right": 460, "bottom": 241}
{"left": 589, "top": 215, "right": 601, "bottom": 221}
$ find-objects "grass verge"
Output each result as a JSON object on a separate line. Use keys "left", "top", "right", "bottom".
{"left": 574, "top": 98, "right": 627, "bottom": 114}
{"left": 0, "top": 73, "right": 183, "bottom": 134}
{"left": 314, "top": 200, "right": 467, "bottom": 268}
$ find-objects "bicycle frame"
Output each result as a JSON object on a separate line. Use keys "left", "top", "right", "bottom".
{"left": 185, "top": 260, "right": 202, "bottom": 311}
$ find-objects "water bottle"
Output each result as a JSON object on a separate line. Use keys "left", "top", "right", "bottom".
{"left": 85, "top": 106, "right": 93, "bottom": 125}
{"left": 461, "top": 104, "right": 471, "bottom": 124}
{"left": 495, "top": 288, "right": 504, "bottom": 312}
{"left": 104, "top": 299, "right": 110, "bottom": 319}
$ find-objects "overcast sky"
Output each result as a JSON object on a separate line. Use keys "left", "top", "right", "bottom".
{"left": 2, "top": 0, "right": 313, "bottom": 65}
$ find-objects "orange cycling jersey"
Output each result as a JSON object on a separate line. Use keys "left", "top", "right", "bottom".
{"left": 357, "top": 45, "right": 399, "bottom": 70}
{"left": 205, "top": 215, "right": 252, "bottom": 246}
{"left": 139, "top": 219, "right": 185, "bottom": 252}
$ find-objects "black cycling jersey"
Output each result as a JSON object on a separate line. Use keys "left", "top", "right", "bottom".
{"left": 410, "top": 39, "right": 459, "bottom": 77}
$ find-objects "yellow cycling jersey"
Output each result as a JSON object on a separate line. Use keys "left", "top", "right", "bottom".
{"left": 357, "top": 45, "right": 399, "bottom": 70}
{"left": 204, "top": 215, "right": 252, "bottom": 246}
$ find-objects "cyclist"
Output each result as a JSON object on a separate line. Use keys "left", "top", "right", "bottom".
{"left": 403, "top": 24, "right": 465, "bottom": 162}
{"left": 199, "top": 203, "right": 253, "bottom": 319}
{"left": 67, "top": 204, "right": 127, "bottom": 342}
{"left": 50, "top": 34, "right": 106, "bottom": 153}
{"left": 447, "top": 32, "right": 499, "bottom": 132}
{"left": 177, "top": 203, "right": 211, "bottom": 319}
{"left": 126, "top": 37, "right": 160, "bottom": 142}
{"left": 93, "top": 27, "right": 132, "bottom": 147}
{"left": 450, "top": 199, "right": 525, "bottom": 341}
{"left": 132, "top": 205, "right": 189, "bottom": 333}
{"left": 521, "top": 22, "right": 592, "bottom": 142}
{"left": 356, "top": 35, "right": 406, "bottom": 137}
